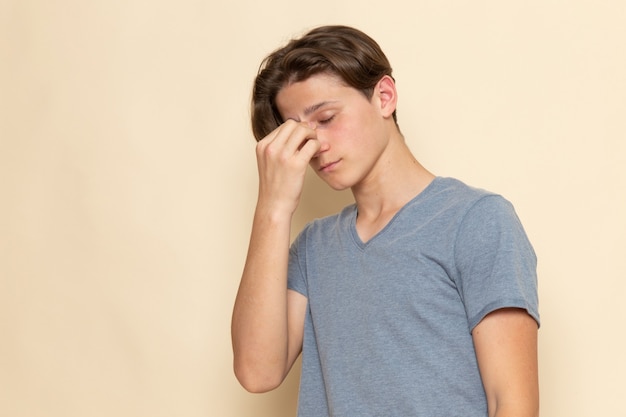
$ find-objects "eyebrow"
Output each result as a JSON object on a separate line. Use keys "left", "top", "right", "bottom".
{"left": 303, "top": 101, "right": 338, "bottom": 117}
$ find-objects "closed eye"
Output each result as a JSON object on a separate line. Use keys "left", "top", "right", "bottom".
{"left": 318, "top": 115, "right": 335, "bottom": 126}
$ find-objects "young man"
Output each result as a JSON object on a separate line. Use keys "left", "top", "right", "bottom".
{"left": 232, "top": 25, "right": 540, "bottom": 417}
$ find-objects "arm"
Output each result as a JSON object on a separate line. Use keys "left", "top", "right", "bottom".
{"left": 231, "top": 120, "right": 318, "bottom": 393}
{"left": 472, "top": 308, "right": 539, "bottom": 417}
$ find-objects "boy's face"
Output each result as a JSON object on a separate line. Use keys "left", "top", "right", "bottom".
{"left": 275, "top": 73, "right": 394, "bottom": 191}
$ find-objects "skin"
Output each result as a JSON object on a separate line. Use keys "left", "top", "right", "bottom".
{"left": 231, "top": 72, "right": 539, "bottom": 416}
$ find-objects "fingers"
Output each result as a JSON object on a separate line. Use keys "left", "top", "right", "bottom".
{"left": 253, "top": 120, "right": 320, "bottom": 215}
{"left": 257, "top": 120, "right": 319, "bottom": 164}
{"left": 296, "top": 135, "right": 321, "bottom": 163}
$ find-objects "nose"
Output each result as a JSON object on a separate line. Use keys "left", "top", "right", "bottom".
{"left": 312, "top": 131, "right": 330, "bottom": 158}
{"left": 304, "top": 121, "right": 330, "bottom": 158}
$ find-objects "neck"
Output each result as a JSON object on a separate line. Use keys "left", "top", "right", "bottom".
{"left": 351, "top": 133, "right": 435, "bottom": 221}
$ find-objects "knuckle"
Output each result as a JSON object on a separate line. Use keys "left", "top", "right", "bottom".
{"left": 263, "top": 144, "right": 278, "bottom": 159}
{"left": 255, "top": 141, "right": 267, "bottom": 156}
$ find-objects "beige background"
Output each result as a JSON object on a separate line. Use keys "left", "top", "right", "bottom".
{"left": 1, "top": 1, "right": 624, "bottom": 416}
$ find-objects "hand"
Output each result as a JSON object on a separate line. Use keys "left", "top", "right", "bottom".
{"left": 255, "top": 120, "right": 320, "bottom": 216}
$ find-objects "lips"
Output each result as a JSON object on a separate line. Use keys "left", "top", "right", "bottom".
{"left": 319, "top": 160, "right": 340, "bottom": 172}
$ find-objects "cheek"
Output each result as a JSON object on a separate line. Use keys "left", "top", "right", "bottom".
{"left": 339, "top": 119, "right": 374, "bottom": 149}
{"left": 329, "top": 118, "right": 359, "bottom": 142}
{"left": 325, "top": 109, "right": 375, "bottom": 148}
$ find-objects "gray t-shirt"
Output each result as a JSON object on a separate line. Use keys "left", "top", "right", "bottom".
{"left": 288, "top": 177, "right": 539, "bottom": 417}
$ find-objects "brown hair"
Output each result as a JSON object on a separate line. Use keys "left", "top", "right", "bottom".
{"left": 251, "top": 25, "right": 396, "bottom": 141}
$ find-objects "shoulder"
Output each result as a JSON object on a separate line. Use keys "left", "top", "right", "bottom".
{"left": 407, "top": 177, "right": 503, "bottom": 227}
{"left": 428, "top": 177, "right": 515, "bottom": 217}
{"left": 430, "top": 176, "right": 496, "bottom": 203}
{"left": 306, "top": 203, "right": 355, "bottom": 234}
{"left": 422, "top": 177, "right": 531, "bottom": 253}
{"left": 450, "top": 179, "right": 536, "bottom": 264}
{"left": 290, "top": 203, "right": 355, "bottom": 249}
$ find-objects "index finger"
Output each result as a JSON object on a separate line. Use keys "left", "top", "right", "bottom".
{"left": 278, "top": 120, "right": 318, "bottom": 155}
{"left": 295, "top": 134, "right": 321, "bottom": 164}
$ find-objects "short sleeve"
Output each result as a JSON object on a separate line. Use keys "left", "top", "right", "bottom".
{"left": 454, "top": 195, "right": 539, "bottom": 331}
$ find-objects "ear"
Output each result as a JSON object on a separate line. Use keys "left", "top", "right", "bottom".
{"left": 375, "top": 75, "right": 398, "bottom": 119}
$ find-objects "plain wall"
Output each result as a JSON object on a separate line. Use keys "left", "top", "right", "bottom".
{"left": 1, "top": 1, "right": 624, "bottom": 416}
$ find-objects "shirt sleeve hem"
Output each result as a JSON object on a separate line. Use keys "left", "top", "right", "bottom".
{"left": 468, "top": 299, "right": 541, "bottom": 332}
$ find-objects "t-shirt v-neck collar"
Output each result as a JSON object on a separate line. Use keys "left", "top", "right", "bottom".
{"left": 349, "top": 177, "right": 441, "bottom": 249}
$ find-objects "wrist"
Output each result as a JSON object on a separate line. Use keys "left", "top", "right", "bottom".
{"left": 254, "top": 200, "right": 296, "bottom": 225}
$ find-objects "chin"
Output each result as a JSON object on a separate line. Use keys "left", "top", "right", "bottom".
{"left": 321, "top": 178, "right": 353, "bottom": 191}
{"left": 315, "top": 172, "right": 357, "bottom": 191}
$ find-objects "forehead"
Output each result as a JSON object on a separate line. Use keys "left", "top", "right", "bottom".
{"left": 275, "top": 73, "right": 353, "bottom": 119}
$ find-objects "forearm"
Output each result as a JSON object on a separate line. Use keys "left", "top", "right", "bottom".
{"left": 233, "top": 120, "right": 319, "bottom": 392}
{"left": 231, "top": 205, "right": 292, "bottom": 392}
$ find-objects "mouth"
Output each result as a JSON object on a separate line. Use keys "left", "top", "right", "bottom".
{"left": 319, "top": 160, "right": 340, "bottom": 172}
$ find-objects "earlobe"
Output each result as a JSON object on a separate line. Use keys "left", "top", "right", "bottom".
{"left": 376, "top": 75, "right": 398, "bottom": 118}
